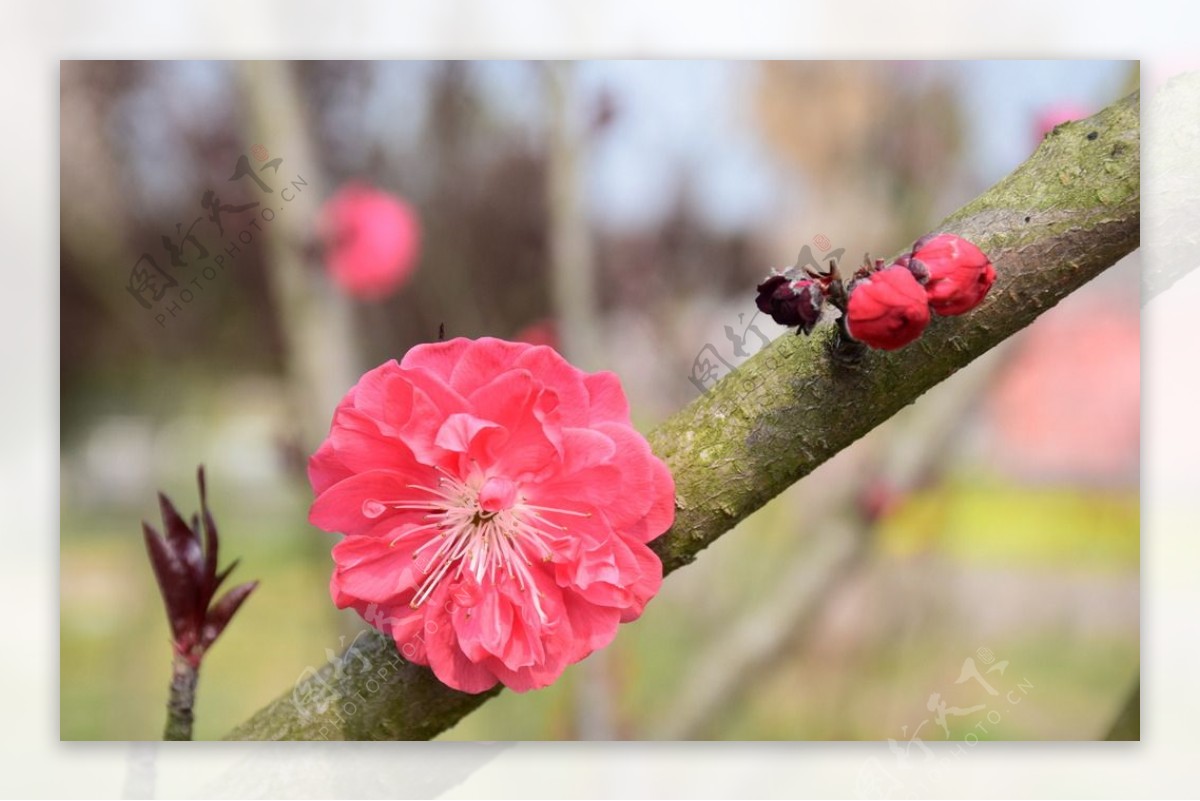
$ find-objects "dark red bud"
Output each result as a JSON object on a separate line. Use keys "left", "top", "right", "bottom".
{"left": 141, "top": 467, "right": 257, "bottom": 666}
{"left": 756, "top": 274, "right": 825, "bottom": 334}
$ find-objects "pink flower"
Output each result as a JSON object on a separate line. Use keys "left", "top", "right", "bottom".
{"left": 845, "top": 266, "right": 931, "bottom": 351}
{"left": 308, "top": 337, "right": 675, "bottom": 693}
{"left": 909, "top": 233, "right": 996, "bottom": 316}
{"left": 319, "top": 183, "right": 420, "bottom": 300}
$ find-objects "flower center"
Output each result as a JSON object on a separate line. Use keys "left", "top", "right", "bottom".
{"left": 478, "top": 475, "right": 518, "bottom": 512}
{"left": 362, "top": 466, "right": 589, "bottom": 620}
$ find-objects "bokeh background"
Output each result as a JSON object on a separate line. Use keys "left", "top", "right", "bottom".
{"left": 60, "top": 60, "right": 1139, "bottom": 741}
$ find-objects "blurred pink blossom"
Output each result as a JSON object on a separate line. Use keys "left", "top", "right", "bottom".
{"left": 985, "top": 297, "right": 1139, "bottom": 482}
{"left": 1033, "top": 103, "right": 1092, "bottom": 144}
{"left": 513, "top": 319, "right": 560, "bottom": 350}
{"left": 319, "top": 183, "right": 420, "bottom": 300}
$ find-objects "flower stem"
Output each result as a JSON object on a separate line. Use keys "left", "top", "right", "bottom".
{"left": 163, "top": 654, "right": 198, "bottom": 741}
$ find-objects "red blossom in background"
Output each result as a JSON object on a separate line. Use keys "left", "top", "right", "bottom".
{"left": 1033, "top": 102, "right": 1091, "bottom": 144}
{"left": 319, "top": 183, "right": 421, "bottom": 300}
{"left": 909, "top": 233, "right": 996, "bottom": 316}
{"left": 858, "top": 479, "right": 903, "bottom": 523}
{"left": 142, "top": 467, "right": 258, "bottom": 669}
{"left": 845, "top": 266, "right": 931, "bottom": 351}
{"left": 513, "top": 319, "right": 560, "bottom": 350}
{"left": 308, "top": 337, "right": 675, "bottom": 693}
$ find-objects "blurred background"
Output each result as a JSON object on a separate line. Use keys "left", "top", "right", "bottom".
{"left": 60, "top": 60, "right": 1139, "bottom": 741}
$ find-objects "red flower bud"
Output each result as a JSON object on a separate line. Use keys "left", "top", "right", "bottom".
{"left": 845, "top": 266, "right": 930, "bottom": 350}
{"left": 910, "top": 233, "right": 995, "bottom": 316}
{"left": 755, "top": 274, "right": 825, "bottom": 334}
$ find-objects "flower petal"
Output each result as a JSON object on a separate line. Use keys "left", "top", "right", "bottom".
{"left": 423, "top": 595, "right": 502, "bottom": 694}
{"left": 330, "top": 535, "right": 419, "bottom": 606}
{"left": 447, "top": 337, "right": 534, "bottom": 396}
{"left": 310, "top": 469, "right": 434, "bottom": 535}
{"left": 583, "top": 371, "right": 631, "bottom": 425}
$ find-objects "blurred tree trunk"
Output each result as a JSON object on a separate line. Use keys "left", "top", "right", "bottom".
{"left": 226, "top": 90, "right": 1140, "bottom": 741}
{"left": 544, "top": 62, "right": 616, "bottom": 739}
{"left": 236, "top": 62, "right": 361, "bottom": 639}
{"left": 236, "top": 61, "right": 361, "bottom": 454}
{"left": 1104, "top": 677, "right": 1140, "bottom": 740}
{"left": 545, "top": 62, "right": 601, "bottom": 372}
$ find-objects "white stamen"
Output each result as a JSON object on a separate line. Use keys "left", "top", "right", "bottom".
{"left": 368, "top": 470, "right": 575, "bottom": 611}
{"left": 521, "top": 504, "right": 592, "bottom": 518}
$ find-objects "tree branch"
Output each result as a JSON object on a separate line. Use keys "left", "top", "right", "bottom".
{"left": 225, "top": 90, "right": 1139, "bottom": 741}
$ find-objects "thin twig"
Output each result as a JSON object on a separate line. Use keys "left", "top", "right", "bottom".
{"left": 163, "top": 655, "right": 199, "bottom": 741}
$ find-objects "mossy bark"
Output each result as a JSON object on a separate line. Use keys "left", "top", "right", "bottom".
{"left": 651, "top": 92, "right": 1139, "bottom": 573}
{"left": 225, "top": 91, "right": 1140, "bottom": 741}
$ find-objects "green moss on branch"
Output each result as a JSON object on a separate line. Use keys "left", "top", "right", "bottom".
{"left": 649, "top": 90, "right": 1139, "bottom": 574}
